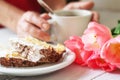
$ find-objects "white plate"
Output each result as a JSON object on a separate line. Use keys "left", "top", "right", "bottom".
{"left": 0, "top": 48, "right": 75, "bottom": 76}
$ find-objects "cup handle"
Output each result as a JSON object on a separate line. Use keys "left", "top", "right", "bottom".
{"left": 47, "top": 19, "right": 58, "bottom": 42}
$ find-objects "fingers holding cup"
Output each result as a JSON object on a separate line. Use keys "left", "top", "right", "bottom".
{"left": 23, "top": 11, "right": 50, "bottom": 31}
{"left": 17, "top": 11, "right": 50, "bottom": 41}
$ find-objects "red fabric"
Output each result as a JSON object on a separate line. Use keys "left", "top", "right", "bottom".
{"left": 5, "top": 0, "right": 41, "bottom": 12}
{"left": 0, "top": 25, "right": 3, "bottom": 28}
{"left": 0, "top": 0, "right": 42, "bottom": 28}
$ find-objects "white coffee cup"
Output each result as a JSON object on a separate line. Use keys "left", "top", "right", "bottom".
{"left": 49, "top": 9, "right": 92, "bottom": 43}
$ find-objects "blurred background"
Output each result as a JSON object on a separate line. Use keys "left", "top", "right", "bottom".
{"left": 82, "top": 0, "right": 120, "bottom": 29}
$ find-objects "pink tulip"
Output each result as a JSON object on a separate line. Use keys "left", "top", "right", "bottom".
{"left": 82, "top": 22, "right": 112, "bottom": 51}
{"left": 101, "top": 35, "right": 120, "bottom": 68}
{"left": 64, "top": 22, "right": 116, "bottom": 71}
{"left": 87, "top": 51, "right": 116, "bottom": 72}
{"left": 64, "top": 36, "right": 86, "bottom": 65}
{"left": 82, "top": 22, "right": 115, "bottom": 71}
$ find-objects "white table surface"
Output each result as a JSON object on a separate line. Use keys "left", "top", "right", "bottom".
{"left": 0, "top": 10, "right": 120, "bottom": 80}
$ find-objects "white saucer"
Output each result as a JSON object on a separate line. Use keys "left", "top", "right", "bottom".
{"left": 0, "top": 48, "right": 75, "bottom": 76}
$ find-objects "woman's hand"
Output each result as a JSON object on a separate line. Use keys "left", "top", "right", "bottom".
{"left": 64, "top": 1, "right": 99, "bottom": 22}
{"left": 17, "top": 11, "right": 51, "bottom": 41}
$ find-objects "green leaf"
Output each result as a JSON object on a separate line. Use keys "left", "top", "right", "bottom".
{"left": 114, "top": 25, "right": 120, "bottom": 33}
{"left": 111, "top": 20, "right": 120, "bottom": 37}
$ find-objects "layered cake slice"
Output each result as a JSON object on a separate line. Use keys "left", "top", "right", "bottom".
{"left": 0, "top": 36, "right": 66, "bottom": 67}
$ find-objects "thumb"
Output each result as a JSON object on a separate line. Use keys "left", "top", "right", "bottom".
{"left": 40, "top": 13, "right": 51, "bottom": 20}
{"left": 91, "top": 11, "right": 100, "bottom": 22}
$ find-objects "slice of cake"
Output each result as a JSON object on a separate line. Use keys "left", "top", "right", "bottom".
{"left": 0, "top": 36, "right": 66, "bottom": 67}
